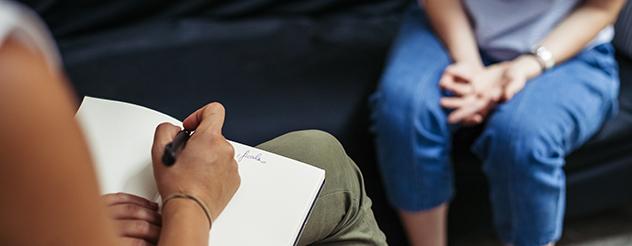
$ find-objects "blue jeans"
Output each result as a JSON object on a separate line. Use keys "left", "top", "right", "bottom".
{"left": 371, "top": 6, "right": 619, "bottom": 246}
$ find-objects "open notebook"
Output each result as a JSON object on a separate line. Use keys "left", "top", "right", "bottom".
{"left": 75, "top": 97, "right": 326, "bottom": 246}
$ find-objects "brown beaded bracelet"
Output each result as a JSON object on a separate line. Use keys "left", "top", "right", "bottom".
{"left": 162, "top": 193, "right": 213, "bottom": 229}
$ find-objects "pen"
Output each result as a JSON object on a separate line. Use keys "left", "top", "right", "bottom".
{"left": 162, "top": 130, "right": 192, "bottom": 166}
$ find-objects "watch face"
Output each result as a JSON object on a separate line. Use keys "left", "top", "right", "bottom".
{"left": 534, "top": 46, "right": 555, "bottom": 70}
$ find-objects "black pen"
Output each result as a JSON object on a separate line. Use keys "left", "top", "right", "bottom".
{"left": 162, "top": 130, "right": 192, "bottom": 166}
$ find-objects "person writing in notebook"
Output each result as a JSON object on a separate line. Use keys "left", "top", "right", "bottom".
{"left": 0, "top": 1, "right": 386, "bottom": 245}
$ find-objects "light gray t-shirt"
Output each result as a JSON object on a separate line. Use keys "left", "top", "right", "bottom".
{"left": 463, "top": 0, "right": 614, "bottom": 60}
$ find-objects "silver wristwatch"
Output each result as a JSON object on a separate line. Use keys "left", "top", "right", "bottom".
{"left": 531, "top": 46, "right": 555, "bottom": 71}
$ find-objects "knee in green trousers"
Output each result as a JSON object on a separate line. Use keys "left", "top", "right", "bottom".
{"left": 257, "top": 130, "right": 387, "bottom": 246}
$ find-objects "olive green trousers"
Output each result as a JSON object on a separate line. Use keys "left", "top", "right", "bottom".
{"left": 256, "top": 130, "right": 388, "bottom": 246}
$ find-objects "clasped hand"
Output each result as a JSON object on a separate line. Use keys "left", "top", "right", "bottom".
{"left": 439, "top": 55, "right": 542, "bottom": 125}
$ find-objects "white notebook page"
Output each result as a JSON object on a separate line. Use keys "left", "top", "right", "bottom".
{"left": 76, "top": 97, "right": 325, "bottom": 246}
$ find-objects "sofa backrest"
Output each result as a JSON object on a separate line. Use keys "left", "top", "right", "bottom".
{"left": 19, "top": 0, "right": 407, "bottom": 39}
{"left": 615, "top": 1, "right": 632, "bottom": 59}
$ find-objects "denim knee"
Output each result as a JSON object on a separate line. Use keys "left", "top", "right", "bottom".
{"left": 370, "top": 2, "right": 455, "bottom": 212}
{"left": 371, "top": 74, "right": 455, "bottom": 211}
{"left": 476, "top": 112, "right": 566, "bottom": 174}
{"left": 472, "top": 111, "right": 566, "bottom": 245}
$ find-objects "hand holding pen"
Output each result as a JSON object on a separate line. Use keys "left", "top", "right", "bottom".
{"left": 151, "top": 102, "right": 241, "bottom": 226}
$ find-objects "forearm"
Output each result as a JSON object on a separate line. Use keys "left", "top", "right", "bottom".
{"left": 421, "top": 0, "right": 482, "bottom": 66}
{"left": 0, "top": 37, "right": 119, "bottom": 246}
{"left": 540, "top": 0, "right": 626, "bottom": 64}
{"left": 159, "top": 200, "right": 210, "bottom": 246}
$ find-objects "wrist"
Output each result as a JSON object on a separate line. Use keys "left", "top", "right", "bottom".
{"left": 163, "top": 198, "right": 211, "bottom": 229}
{"left": 511, "top": 55, "right": 543, "bottom": 79}
{"left": 159, "top": 184, "right": 219, "bottom": 220}
{"left": 454, "top": 58, "right": 484, "bottom": 69}
{"left": 449, "top": 50, "right": 484, "bottom": 69}
{"left": 531, "top": 45, "right": 556, "bottom": 71}
{"left": 159, "top": 198, "right": 211, "bottom": 246}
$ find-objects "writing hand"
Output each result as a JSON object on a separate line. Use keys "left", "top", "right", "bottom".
{"left": 152, "top": 103, "right": 240, "bottom": 225}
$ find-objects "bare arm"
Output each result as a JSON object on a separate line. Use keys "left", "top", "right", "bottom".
{"left": 421, "top": 0, "right": 482, "bottom": 67}
{"left": 153, "top": 103, "right": 240, "bottom": 246}
{"left": 501, "top": 0, "right": 627, "bottom": 99}
{"left": 440, "top": 0, "right": 627, "bottom": 123}
{"left": 0, "top": 36, "right": 118, "bottom": 245}
{"left": 159, "top": 200, "right": 210, "bottom": 245}
{"left": 0, "top": 36, "right": 239, "bottom": 246}
{"left": 424, "top": 0, "right": 489, "bottom": 124}
{"left": 541, "top": 0, "right": 627, "bottom": 65}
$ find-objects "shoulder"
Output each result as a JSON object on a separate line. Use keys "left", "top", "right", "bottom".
{"left": 0, "top": 0, "right": 61, "bottom": 70}
{"left": 0, "top": 1, "right": 68, "bottom": 112}
{"left": 0, "top": 1, "right": 29, "bottom": 38}
{"left": 0, "top": 36, "right": 47, "bottom": 81}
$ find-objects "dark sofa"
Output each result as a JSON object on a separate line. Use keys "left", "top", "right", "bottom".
{"left": 24, "top": 0, "right": 632, "bottom": 244}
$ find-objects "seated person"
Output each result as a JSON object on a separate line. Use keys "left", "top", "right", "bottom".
{"left": 0, "top": 1, "right": 386, "bottom": 245}
{"left": 371, "top": 0, "right": 625, "bottom": 245}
